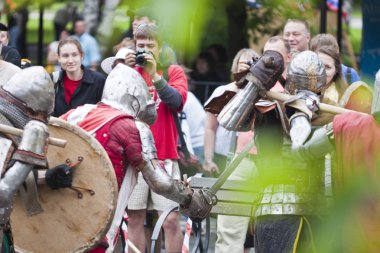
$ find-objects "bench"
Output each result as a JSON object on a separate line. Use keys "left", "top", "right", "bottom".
{"left": 150, "top": 175, "right": 259, "bottom": 253}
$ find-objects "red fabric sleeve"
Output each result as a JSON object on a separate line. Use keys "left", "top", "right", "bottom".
{"left": 167, "top": 65, "right": 188, "bottom": 110}
{"left": 108, "top": 118, "right": 144, "bottom": 168}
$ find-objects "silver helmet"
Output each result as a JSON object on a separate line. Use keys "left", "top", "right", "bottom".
{"left": 2, "top": 66, "right": 55, "bottom": 115}
{"left": 286, "top": 51, "right": 327, "bottom": 95}
{"left": 101, "top": 64, "right": 157, "bottom": 125}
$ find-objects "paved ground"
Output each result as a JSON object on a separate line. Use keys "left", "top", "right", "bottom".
{"left": 152, "top": 216, "right": 255, "bottom": 253}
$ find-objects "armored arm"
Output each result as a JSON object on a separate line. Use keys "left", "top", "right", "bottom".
{"left": 293, "top": 123, "right": 334, "bottom": 161}
{"left": 0, "top": 121, "right": 48, "bottom": 221}
{"left": 286, "top": 90, "right": 321, "bottom": 148}
{"left": 135, "top": 121, "right": 213, "bottom": 220}
{"left": 217, "top": 50, "right": 284, "bottom": 131}
{"left": 139, "top": 159, "right": 193, "bottom": 207}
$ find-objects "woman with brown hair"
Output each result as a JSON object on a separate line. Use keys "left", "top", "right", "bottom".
{"left": 53, "top": 37, "right": 106, "bottom": 117}
{"left": 310, "top": 33, "right": 361, "bottom": 85}
{"left": 310, "top": 46, "right": 351, "bottom": 125}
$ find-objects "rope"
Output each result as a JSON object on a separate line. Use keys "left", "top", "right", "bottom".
{"left": 292, "top": 217, "right": 304, "bottom": 253}
{"left": 303, "top": 216, "right": 317, "bottom": 253}
{"left": 181, "top": 217, "right": 193, "bottom": 253}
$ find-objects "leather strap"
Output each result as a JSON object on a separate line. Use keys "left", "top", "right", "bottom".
{"left": 0, "top": 229, "right": 3, "bottom": 253}
{"left": 172, "top": 111, "right": 191, "bottom": 160}
{"left": 19, "top": 171, "right": 44, "bottom": 216}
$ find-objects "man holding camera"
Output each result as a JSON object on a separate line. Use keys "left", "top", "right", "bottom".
{"left": 124, "top": 23, "right": 188, "bottom": 253}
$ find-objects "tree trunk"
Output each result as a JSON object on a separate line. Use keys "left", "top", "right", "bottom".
{"left": 226, "top": 0, "right": 248, "bottom": 60}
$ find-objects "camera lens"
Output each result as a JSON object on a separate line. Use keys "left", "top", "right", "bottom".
{"left": 136, "top": 55, "right": 146, "bottom": 65}
{"left": 136, "top": 49, "right": 147, "bottom": 66}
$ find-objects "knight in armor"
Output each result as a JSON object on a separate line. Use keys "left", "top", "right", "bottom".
{"left": 292, "top": 69, "right": 379, "bottom": 252}
{"left": 210, "top": 49, "right": 330, "bottom": 252}
{"left": 0, "top": 67, "right": 67, "bottom": 253}
{"left": 60, "top": 64, "right": 214, "bottom": 253}
{"left": 244, "top": 50, "right": 330, "bottom": 253}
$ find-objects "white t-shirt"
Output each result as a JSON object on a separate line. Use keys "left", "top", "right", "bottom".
{"left": 204, "top": 85, "right": 235, "bottom": 156}
{"left": 181, "top": 91, "right": 206, "bottom": 149}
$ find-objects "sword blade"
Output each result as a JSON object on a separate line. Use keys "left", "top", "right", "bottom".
{"left": 209, "top": 138, "right": 256, "bottom": 194}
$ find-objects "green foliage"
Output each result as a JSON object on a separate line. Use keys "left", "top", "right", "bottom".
{"left": 247, "top": 0, "right": 319, "bottom": 44}
{"left": 349, "top": 27, "right": 361, "bottom": 54}
{"left": 148, "top": 0, "right": 210, "bottom": 56}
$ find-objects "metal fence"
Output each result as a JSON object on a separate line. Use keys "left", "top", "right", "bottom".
{"left": 188, "top": 81, "right": 228, "bottom": 104}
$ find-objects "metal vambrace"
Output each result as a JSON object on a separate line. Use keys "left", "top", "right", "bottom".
{"left": 289, "top": 112, "right": 311, "bottom": 149}
{"left": 218, "top": 50, "right": 285, "bottom": 131}
{"left": 293, "top": 122, "right": 334, "bottom": 161}
{"left": 12, "top": 120, "right": 49, "bottom": 167}
{"left": 0, "top": 120, "right": 48, "bottom": 224}
{"left": 139, "top": 160, "right": 193, "bottom": 208}
{"left": 135, "top": 121, "right": 192, "bottom": 204}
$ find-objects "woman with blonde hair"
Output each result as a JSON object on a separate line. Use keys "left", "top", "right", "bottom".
{"left": 203, "top": 48, "right": 259, "bottom": 176}
{"left": 205, "top": 48, "right": 259, "bottom": 253}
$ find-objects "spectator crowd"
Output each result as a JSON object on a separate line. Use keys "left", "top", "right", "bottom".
{"left": 1, "top": 3, "right": 379, "bottom": 253}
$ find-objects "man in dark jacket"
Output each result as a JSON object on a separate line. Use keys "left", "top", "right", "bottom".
{"left": 0, "top": 22, "right": 21, "bottom": 67}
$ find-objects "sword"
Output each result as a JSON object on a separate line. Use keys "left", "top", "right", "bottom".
{"left": 209, "top": 137, "right": 256, "bottom": 194}
{"left": 0, "top": 123, "right": 67, "bottom": 148}
{"left": 207, "top": 91, "right": 367, "bottom": 195}
{"left": 266, "top": 91, "right": 368, "bottom": 115}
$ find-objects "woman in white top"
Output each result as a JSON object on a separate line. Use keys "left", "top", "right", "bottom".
{"left": 203, "top": 48, "right": 259, "bottom": 176}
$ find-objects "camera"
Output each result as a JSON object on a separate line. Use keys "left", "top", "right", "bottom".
{"left": 246, "top": 56, "right": 260, "bottom": 67}
{"left": 135, "top": 48, "right": 148, "bottom": 66}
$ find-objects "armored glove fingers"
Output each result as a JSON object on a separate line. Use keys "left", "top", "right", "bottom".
{"left": 296, "top": 90, "right": 320, "bottom": 113}
{"left": 285, "top": 90, "right": 320, "bottom": 120}
{"left": 241, "top": 50, "right": 285, "bottom": 91}
{"left": 180, "top": 188, "right": 217, "bottom": 222}
{"left": 45, "top": 164, "right": 73, "bottom": 189}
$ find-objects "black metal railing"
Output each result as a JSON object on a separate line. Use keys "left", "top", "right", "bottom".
{"left": 188, "top": 81, "right": 228, "bottom": 104}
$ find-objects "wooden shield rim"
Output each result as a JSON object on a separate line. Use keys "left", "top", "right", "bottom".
{"left": 11, "top": 117, "right": 118, "bottom": 253}
{"left": 339, "top": 81, "right": 373, "bottom": 112}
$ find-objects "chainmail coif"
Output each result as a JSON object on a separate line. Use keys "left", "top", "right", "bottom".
{"left": 0, "top": 96, "right": 30, "bottom": 129}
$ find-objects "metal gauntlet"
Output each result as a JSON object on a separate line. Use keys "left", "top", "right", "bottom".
{"left": 242, "top": 50, "right": 285, "bottom": 91}
{"left": 180, "top": 188, "right": 217, "bottom": 222}
{"left": 217, "top": 50, "right": 284, "bottom": 131}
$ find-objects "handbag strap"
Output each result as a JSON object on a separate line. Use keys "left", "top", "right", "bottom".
{"left": 164, "top": 65, "right": 191, "bottom": 160}
{"left": 172, "top": 111, "right": 191, "bottom": 159}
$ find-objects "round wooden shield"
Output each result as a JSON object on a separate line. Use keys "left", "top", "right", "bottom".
{"left": 10, "top": 117, "right": 118, "bottom": 253}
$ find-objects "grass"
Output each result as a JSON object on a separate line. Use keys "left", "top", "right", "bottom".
{"left": 25, "top": 5, "right": 130, "bottom": 45}
{"left": 349, "top": 27, "right": 362, "bottom": 55}
{"left": 26, "top": 17, "right": 55, "bottom": 44}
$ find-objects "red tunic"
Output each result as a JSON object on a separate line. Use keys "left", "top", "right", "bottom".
{"left": 333, "top": 112, "right": 380, "bottom": 252}
{"left": 333, "top": 112, "right": 380, "bottom": 188}
{"left": 61, "top": 104, "right": 144, "bottom": 188}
